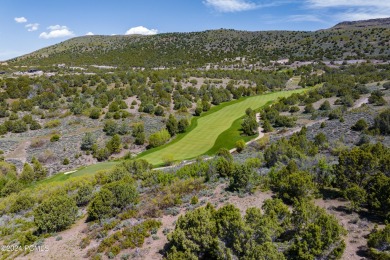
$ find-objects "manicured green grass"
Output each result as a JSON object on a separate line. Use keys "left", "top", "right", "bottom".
{"left": 52, "top": 88, "right": 307, "bottom": 180}
{"left": 30, "top": 87, "right": 314, "bottom": 182}
{"left": 33, "top": 171, "right": 72, "bottom": 185}
{"left": 71, "top": 162, "right": 118, "bottom": 177}
{"left": 29, "top": 88, "right": 308, "bottom": 184}
{"left": 32, "top": 162, "right": 118, "bottom": 187}
{"left": 138, "top": 89, "right": 306, "bottom": 165}
{"left": 133, "top": 95, "right": 248, "bottom": 160}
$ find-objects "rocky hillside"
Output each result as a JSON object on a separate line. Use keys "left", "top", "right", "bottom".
{"left": 8, "top": 18, "right": 390, "bottom": 68}
{"left": 331, "top": 17, "right": 390, "bottom": 30}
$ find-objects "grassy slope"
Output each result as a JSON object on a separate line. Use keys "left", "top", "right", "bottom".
{"left": 40, "top": 88, "right": 306, "bottom": 181}
{"left": 138, "top": 88, "right": 305, "bottom": 165}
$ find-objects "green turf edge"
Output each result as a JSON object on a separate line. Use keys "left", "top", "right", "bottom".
{"left": 31, "top": 171, "right": 72, "bottom": 185}
{"left": 71, "top": 89, "right": 309, "bottom": 172}
{"left": 137, "top": 89, "right": 309, "bottom": 165}
{"left": 34, "top": 96, "right": 258, "bottom": 181}
{"left": 203, "top": 102, "right": 273, "bottom": 155}
{"left": 71, "top": 162, "right": 119, "bottom": 177}
{"left": 134, "top": 95, "right": 262, "bottom": 159}
{"left": 36, "top": 88, "right": 312, "bottom": 182}
{"left": 32, "top": 162, "right": 118, "bottom": 186}
{"left": 26, "top": 86, "right": 320, "bottom": 189}
{"left": 205, "top": 116, "right": 257, "bottom": 155}
{"left": 204, "top": 87, "right": 310, "bottom": 154}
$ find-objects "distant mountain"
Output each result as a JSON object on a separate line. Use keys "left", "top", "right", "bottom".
{"left": 331, "top": 17, "right": 390, "bottom": 30}
{"left": 8, "top": 19, "right": 390, "bottom": 68}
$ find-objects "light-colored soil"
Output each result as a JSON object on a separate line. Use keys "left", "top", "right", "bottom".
{"left": 139, "top": 184, "right": 273, "bottom": 260}
{"left": 285, "top": 76, "right": 301, "bottom": 90}
{"left": 312, "top": 97, "right": 339, "bottom": 110}
{"left": 20, "top": 185, "right": 380, "bottom": 260}
{"left": 5, "top": 140, "right": 30, "bottom": 163}
{"left": 352, "top": 97, "right": 369, "bottom": 109}
{"left": 125, "top": 96, "right": 139, "bottom": 114}
{"left": 17, "top": 217, "right": 90, "bottom": 260}
{"left": 314, "top": 198, "right": 382, "bottom": 260}
{"left": 14, "top": 94, "right": 382, "bottom": 260}
{"left": 279, "top": 95, "right": 370, "bottom": 138}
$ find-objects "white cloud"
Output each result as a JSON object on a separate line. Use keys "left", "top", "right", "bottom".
{"left": 14, "top": 17, "right": 27, "bottom": 23}
{"left": 47, "top": 25, "right": 67, "bottom": 30}
{"left": 86, "top": 32, "right": 94, "bottom": 35}
{"left": 305, "top": 0, "right": 390, "bottom": 21}
{"left": 204, "top": 0, "right": 257, "bottom": 12}
{"left": 25, "top": 23, "right": 39, "bottom": 32}
{"left": 39, "top": 25, "right": 75, "bottom": 39}
{"left": 125, "top": 26, "right": 158, "bottom": 35}
{"left": 287, "top": 14, "right": 325, "bottom": 23}
{"left": 335, "top": 10, "right": 390, "bottom": 21}
{"left": 306, "top": 0, "right": 390, "bottom": 8}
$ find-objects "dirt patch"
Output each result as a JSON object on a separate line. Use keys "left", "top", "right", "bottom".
{"left": 5, "top": 140, "right": 30, "bottom": 164}
{"left": 17, "top": 217, "right": 89, "bottom": 260}
{"left": 314, "top": 198, "right": 382, "bottom": 260}
{"left": 138, "top": 185, "right": 273, "bottom": 260}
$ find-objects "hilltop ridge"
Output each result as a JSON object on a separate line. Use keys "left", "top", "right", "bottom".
{"left": 6, "top": 17, "right": 390, "bottom": 68}
{"left": 331, "top": 17, "right": 390, "bottom": 30}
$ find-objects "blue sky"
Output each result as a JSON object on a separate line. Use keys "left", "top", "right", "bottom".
{"left": 1, "top": 0, "right": 390, "bottom": 60}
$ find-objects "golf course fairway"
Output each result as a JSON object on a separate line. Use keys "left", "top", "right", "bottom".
{"left": 138, "top": 88, "right": 306, "bottom": 165}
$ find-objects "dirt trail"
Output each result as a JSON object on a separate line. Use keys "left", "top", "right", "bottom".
{"left": 155, "top": 113, "right": 264, "bottom": 171}
{"left": 5, "top": 140, "right": 30, "bottom": 163}
{"left": 229, "top": 113, "right": 264, "bottom": 153}
{"left": 352, "top": 97, "right": 368, "bottom": 109}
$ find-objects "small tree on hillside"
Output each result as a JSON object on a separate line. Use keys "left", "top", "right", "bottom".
{"left": 19, "top": 163, "right": 34, "bottom": 183}
{"left": 81, "top": 132, "right": 96, "bottom": 151}
{"left": 106, "top": 134, "right": 122, "bottom": 154}
{"left": 262, "top": 119, "right": 273, "bottom": 133}
{"left": 351, "top": 119, "right": 368, "bottom": 131}
{"left": 319, "top": 100, "right": 331, "bottom": 111}
{"left": 32, "top": 157, "right": 47, "bottom": 180}
{"left": 149, "top": 129, "right": 171, "bottom": 148}
{"left": 374, "top": 108, "right": 390, "bottom": 135}
{"left": 87, "top": 189, "right": 115, "bottom": 221}
{"left": 34, "top": 195, "right": 78, "bottom": 233}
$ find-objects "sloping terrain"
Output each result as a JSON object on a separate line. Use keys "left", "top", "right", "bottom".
{"left": 8, "top": 19, "right": 390, "bottom": 68}
{"left": 139, "top": 88, "right": 305, "bottom": 165}
{"left": 331, "top": 17, "right": 390, "bottom": 30}
{"left": 0, "top": 18, "right": 389, "bottom": 260}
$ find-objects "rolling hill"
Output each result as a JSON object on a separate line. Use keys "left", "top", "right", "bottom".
{"left": 8, "top": 18, "right": 390, "bottom": 68}
{"left": 331, "top": 17, "right": 390, "bottom": 30}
